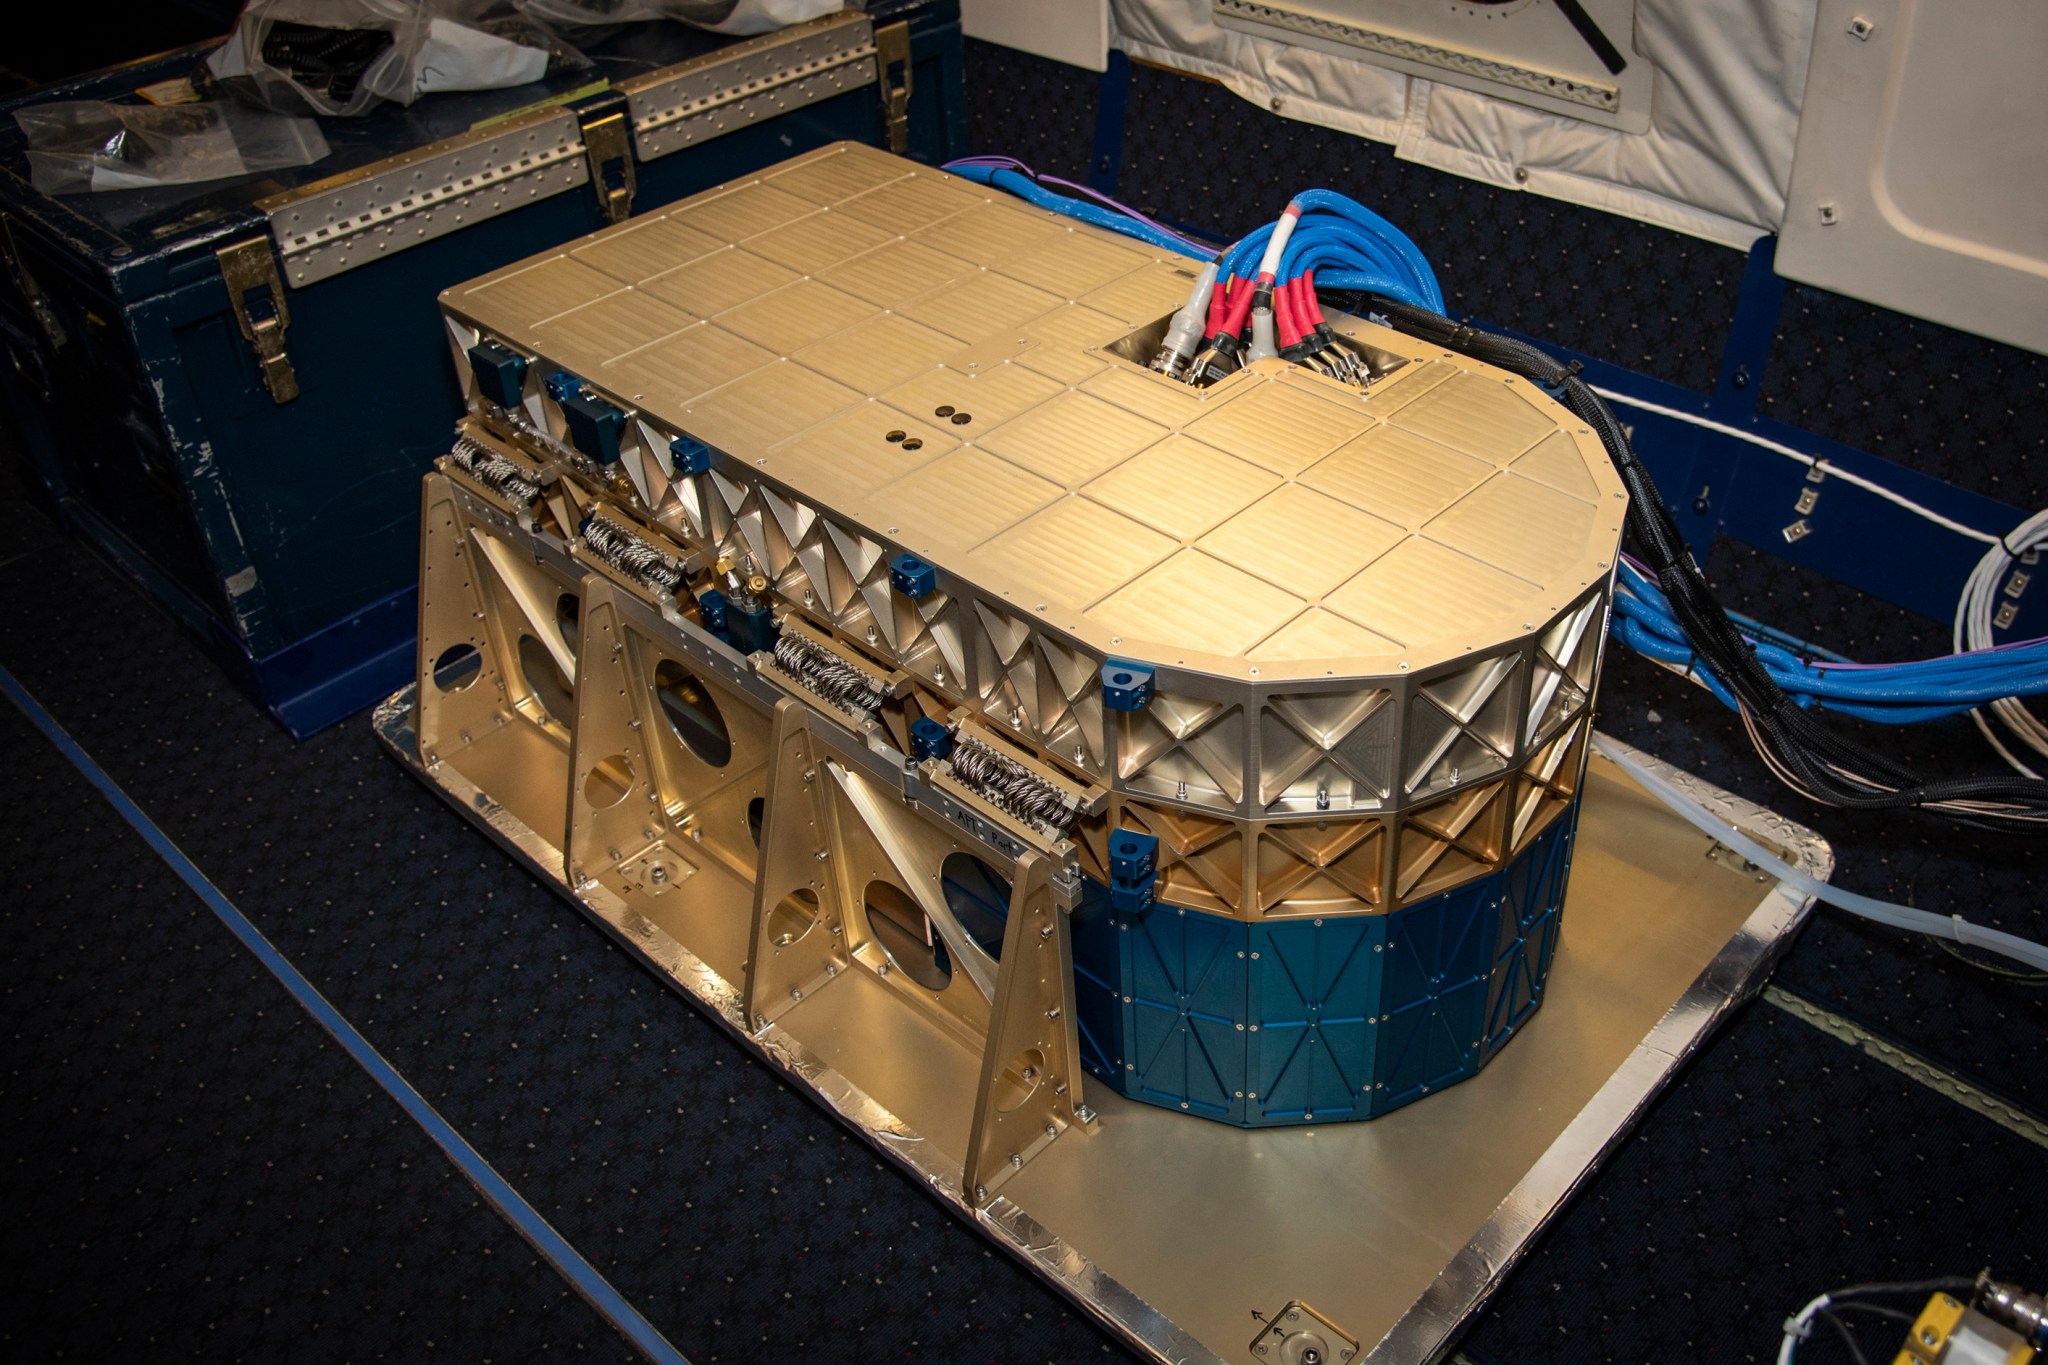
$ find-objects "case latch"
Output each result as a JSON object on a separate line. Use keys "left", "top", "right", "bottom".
{"left": 581, "top": 110, "right": 637, "bottom": 223}
{"left": 874, "top": 20, "right": 912, "bottom": 154}
{"left": 216, "top": 237, "right": 297, "bottom": 404}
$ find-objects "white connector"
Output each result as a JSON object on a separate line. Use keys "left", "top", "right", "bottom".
{"left": 1243, "top": 304, "right": 1279, "bottom": 363}
{"left": 1149, "top": 261, "right": 1219, "bottom": 377}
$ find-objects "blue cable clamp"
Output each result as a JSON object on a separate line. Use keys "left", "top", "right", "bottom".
{"left": 545, "top": 369, "right": 583, "bottom": 404}
{"left": 889, "top": 553, "right": 936, "bottom": 599}
{"left": 466, "top": 339, "right": 527, "bottom": 409}
{"left": 1109, "top": 830, "right": 1157, "bottom": 883}
{"left": 909, "top": 717, "right": 954, "bottom": 762}
{"left": 669, "top": 434, "right": 711, "bottom": 476}
{"left": 1108, "top": 829, "right": 1160, "bottom": 913}
{"left": 1100, "top": 659, "right": 1154, "bottom": 712}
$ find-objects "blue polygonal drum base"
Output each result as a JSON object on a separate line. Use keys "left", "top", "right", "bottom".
{"left": 1069, "top": 800, "right": 1581, "bottom": 1127}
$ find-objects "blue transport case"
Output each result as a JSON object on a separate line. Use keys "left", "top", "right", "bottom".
{"left": 0, "top": 4, "right": 966, "bottom": 734}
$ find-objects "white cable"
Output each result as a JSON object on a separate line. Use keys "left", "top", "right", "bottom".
{"left": 1589, "top": 387, "right": 2001, "bottom": 546}
{"left": 1255, "top": 202, "right": 1300, "bottom": 280}
{"left": 1592, "top": 385, "right": 2048, "bottom": 779}
{"left": 1954, "top": 506, "right": 2048, "bottom": 777}
{"left": 1593, "top": 735, "right": 2048, "bottom": 972}
{"left": 1779, "top": 1293, "right": 1831, "bottom": 1364}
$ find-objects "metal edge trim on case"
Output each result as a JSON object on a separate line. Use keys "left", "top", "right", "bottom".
{"left": 622, "top": 12, "right": 879, "bottom": 162}
{"left": 260, "top": 108, "right": 589, "bottom": 288}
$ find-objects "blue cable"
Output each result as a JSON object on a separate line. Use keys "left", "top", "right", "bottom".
{"left": 1613, "top": 566, "right": 2048, "bottom": 720}
{"left": 944, "top": 164, "right": 1214, "bottom": 260}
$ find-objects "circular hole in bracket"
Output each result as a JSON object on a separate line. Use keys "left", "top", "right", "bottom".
{"left": 940, "top": 852, "right": 1011, "bottom": 959}
{"left": 431, "top": 643, "right": 483, "bottom": 692}
{"left": 864, "top": 880, "right": 952, "bottom": 990}
{"left": 994, "top": 1046, "right": 1046, "bottom": 1112}
{"left": 768, "top": 887, "right": 821, "bottom": 946}
{"left": 556, "top": 592, "right": 582, "bottom": 660}
{"left": 583, "top": 753, "right": 634, "bottom": 808}
{"left": 518, "top": 633, "right": 574, "bottom": 725}
{"left": 655, "top": 659, "right": 732, "bottom": 767}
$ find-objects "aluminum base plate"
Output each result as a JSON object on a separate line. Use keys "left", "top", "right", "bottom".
{"left": 374, "top": 684, "right": 1829, "bottom": 1364}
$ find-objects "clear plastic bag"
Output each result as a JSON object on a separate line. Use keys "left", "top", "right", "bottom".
{"left": 207, "top": 0, "right": 590, "bottom": 117}
{"left": 518, "top": 0, "right": 843, "bottom": 37}
{"left": 13, "top": 100, "right": 331, "bottom": 194}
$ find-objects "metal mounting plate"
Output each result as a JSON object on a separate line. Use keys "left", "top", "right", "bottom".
{"left": 377, "top": 686, "right": 1827, "bottom": 1365}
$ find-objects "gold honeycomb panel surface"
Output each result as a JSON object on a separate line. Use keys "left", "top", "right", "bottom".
{"left": 442, "top": 141, "right": 1625, "bottom": 685}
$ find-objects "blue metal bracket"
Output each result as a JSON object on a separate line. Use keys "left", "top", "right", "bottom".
{"left": 669, "top": 434, "right": 711, "bottom": 476}
{"left": 889, "top": 552, "right": 937, "bottom": 599}
{"left": 1713, "top": 235, "right": 1787, "bottom": 416}
{"left": 1100, "top": 659, "right": 1154, "bottom": 711}
{"left": 909, "top": 716, "right": 953, "bottom": 761}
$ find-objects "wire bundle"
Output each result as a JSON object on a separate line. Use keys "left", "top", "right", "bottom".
{"left": 1616, "top": 558, "right": 2048, "bottom": 724}
{"left": 941, "top": 157, "right": 1219, "bottom": 260}
{"left": 1779, "top": 1277, "right": 1976, "bottom": 1365}
{"left": 941, "top": 159, "right": 1442, "bottom": 385}
{"left": 1176, "top": 191, "right": 1443, "bottom": 382}
{"left": 1346, "top": 293, "right": 2048, "bottom": 834}
{"left": 950, "top": 153, "right": 2048, "bottom": 831}
{"left": 1956, "top": 507, "right": 2048, "bottom": 775}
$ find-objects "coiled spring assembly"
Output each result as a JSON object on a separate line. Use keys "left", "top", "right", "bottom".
{"left": 949, "top": 736, "right": 1080, "bottom": 836}
{"left": 580, "top": 515, "right": 687, "bottom": 594}
{"left": 449, "top": 436, "right": 538, "bottom": 506}
{"left": 773, "top": 631, "right": 884, "bottom": 716}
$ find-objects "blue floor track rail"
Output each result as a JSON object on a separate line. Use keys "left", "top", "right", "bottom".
{"left": 0, "top": 664, "right": 692, "bottom": 1365}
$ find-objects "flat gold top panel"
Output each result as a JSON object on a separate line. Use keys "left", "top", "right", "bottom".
{"left": 444, "top": 142, "right": 1627, "bottom": 680}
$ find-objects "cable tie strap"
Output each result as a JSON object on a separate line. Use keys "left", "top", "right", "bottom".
{"left": 2000, "top": 527, "right": 2029, "bottom": 558}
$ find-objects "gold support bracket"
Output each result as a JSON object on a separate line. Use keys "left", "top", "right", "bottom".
{"left": 567, "top": 578, "right": 772, "bottom": 895}
{"left": 874, "top": 20, "right": 912, "bottom": 154}
{"left": 216, "top": 237, "right": 298, "bottom": 403}
{"left": 581, "top": 110, "right": 638, "bottom": 223}
{"left": 744, "top": 699, "right": 854, "bottom": 1030}
{"left": 743, "top": 695, "right": 1089, "bottom": 1202}
{"left": 960, "top": 849, "right": 1089, "bottom": 1205}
